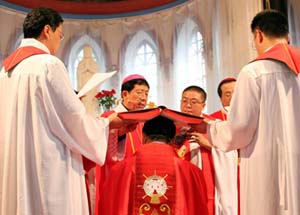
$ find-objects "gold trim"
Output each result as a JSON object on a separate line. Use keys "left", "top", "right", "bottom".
{"left": 160, "top": 204, "right": 171, "bottom": 215}
{"left": 128, "top": 132, "right": 135, "bottom": 154}
{"left": 139, "top": 203, "right": 151, "bottom": 215}
{"left": 176, "top": 145, "right": 187, "bottom": 158}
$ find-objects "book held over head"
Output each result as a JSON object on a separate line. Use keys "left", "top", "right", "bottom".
{"left": 118, "top": 106, "right": 203, "bottom": 124}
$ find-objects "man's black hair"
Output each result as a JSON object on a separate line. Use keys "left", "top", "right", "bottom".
{"left": 217, "top": 78, "right": 236, "bottom": 98}
{"left": 142, "top": 116, "right": 176, "bottom": 144}
{"left": 182, "top": 85, "right": 207, "bottom": 102}
{"left": 251, "top": 9, "right": 288, "bottom": 38}
{"left": 23, "top": 7, "right": 64, "bottom": 39}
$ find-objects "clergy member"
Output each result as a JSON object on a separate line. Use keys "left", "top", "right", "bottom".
{"left": 175, "top": 85, "right": 215, "bottom": 215}
{"left": 210, "top": 77, "right": 236, "bottom": 120}
{"left": 197, "top": 9, "right": 300, "bottom": 215}
{"left": 93, "top": 74, "right": 150, "bottom": 215}
{"left": 0, "top": 7, "right": 133, "bottom": 215}
{"left": 100, "top": 115, "right": 209, "bottom": 215}
{"left": 210, "top": 77, "right": 239, "bottom": 215}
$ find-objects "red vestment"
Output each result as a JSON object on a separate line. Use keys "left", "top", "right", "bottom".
{"left": 175, "top": 114, "right": 215, "bottom": 215}
{"left": 92, "top": 110, "right": 144, "bottom": 215}
{"left": 99, "top": 143, "right": 208, "bottom": 215}
{"left": 176, "top": 138, "right": 215, "bottom": 215}
{"left": 252, "top": 43, "right": 300, "bottom": 75}
{"left": 3, "top": 46, "right": 47, "bottom": 72}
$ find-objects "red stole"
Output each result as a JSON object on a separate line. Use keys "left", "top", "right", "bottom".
{"left": 3, "top": 46, "right": 47, "bottom": 72}
{"left": 252, "top": 43, "right": 300, "bottom": 75}
{"left": 125, "top": 123, "right": 144, "bottom": 158}
{"left": 210, "top": 109, "right": 227, "bottom": 121}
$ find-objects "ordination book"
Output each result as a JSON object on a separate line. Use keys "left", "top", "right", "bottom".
{"left": 77, "top": 70, "right": 117, "bottom": 98}
{"left": 118, "top": 106, "right": 203, "bottom": 124}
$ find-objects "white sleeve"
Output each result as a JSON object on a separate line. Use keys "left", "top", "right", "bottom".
{"left": 208, "top": 67, "right": 260, "bottom": 152}
{"left": 41, "top": 58, "right": 109, "bottom": 165}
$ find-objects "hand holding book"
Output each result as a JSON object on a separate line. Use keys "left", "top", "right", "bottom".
{"left": 118, "top": 106, "right": 204, "bottom": 125}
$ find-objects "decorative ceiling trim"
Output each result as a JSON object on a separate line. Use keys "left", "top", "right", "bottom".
{"left": 0, "top": 0, "right": 188, "bottom": 19}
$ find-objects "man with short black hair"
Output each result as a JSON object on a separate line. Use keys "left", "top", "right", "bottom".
{"left": 0, "top": 7, "right": 129, "bottom": 215}
{"left": 210, "top": 77, "right": 238, "bottom": 215}
{"left": 176, "top": 85, "right": 215, "bottom": 215}
{"left": 198, "top": 9, "right": 300, "bottom": 214}
{"left": 210, "top": 77, "right": 236, "bottom": 120}
{"left": 100, "top": 115, "right": 209, "bottom": 215}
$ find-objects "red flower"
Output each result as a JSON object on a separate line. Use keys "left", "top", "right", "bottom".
{"left": 95, "top": 89, "right": 117, "bottom": 110}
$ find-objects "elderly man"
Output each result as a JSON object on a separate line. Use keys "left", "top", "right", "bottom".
{"left": 90, "top": 74, "right": 150, "bottom": 215}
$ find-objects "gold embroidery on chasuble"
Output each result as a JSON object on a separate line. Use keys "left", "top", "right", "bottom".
{"left": 137, "top": 171, "right": 172, "bottom": 215}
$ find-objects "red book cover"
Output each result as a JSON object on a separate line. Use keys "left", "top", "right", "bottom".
{"left": 118, "top": 106, "right": 203, "bottom": 124}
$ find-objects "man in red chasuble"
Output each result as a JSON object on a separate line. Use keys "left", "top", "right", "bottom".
{"left": 100, "top": 115, "right": 208, "bottom": 215}
{"left": 84, "top": 74, "right": 150, "bottom": 215}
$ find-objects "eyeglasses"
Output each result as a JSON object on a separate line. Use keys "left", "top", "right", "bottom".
{"left": 181, "top": 98, "right": 204, "bottom": 106}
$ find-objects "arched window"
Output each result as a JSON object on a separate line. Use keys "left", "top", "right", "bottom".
{"left": 174, "top": 18, "right": 206, "bottom": 110}
{"left": 189, "top": 29, "right": 206, "bottom": 88}
{"left": 68, "top": 35, "right": 105, "bottom": 90}
{"left": 123, "top": 31, "right": 158, "bottom": 104}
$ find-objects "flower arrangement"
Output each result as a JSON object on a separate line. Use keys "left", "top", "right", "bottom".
{"left": 95, "top": 89, "right": 117, "bottom": 111}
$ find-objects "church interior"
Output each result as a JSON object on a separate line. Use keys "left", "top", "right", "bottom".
{"left": 0, "top": 0, "right": 299, "bottom": 114}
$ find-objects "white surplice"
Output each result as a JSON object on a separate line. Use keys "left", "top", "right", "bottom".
{"left": 208, "top": 59, "right": 300, "bottom": 215}
{"left": 0, "top": 39, "right": 110, "bottom": 215}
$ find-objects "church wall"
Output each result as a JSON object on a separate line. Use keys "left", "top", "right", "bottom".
{"left": 1, "top": 0, "right": 299, "bottom": 112}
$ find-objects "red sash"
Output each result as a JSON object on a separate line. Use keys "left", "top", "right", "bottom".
{"left": 3, "top": 46, "right": 48, "bottom": 72}
{"left": 252, "top": 43, "right": 300, "bottom": 75}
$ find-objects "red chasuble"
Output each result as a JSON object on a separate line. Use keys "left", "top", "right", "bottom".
{"left": 3, "top": 46, "right": 47, "bottom": 72}
{"left": 99, "top": 143, "right": 208, "bottom": 215}
{"left": 252, "top": 43, "right": 300, "bottom": 75}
